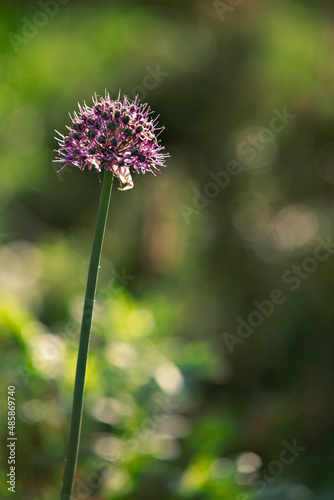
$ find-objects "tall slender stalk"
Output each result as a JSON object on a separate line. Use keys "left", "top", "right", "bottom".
{"left": 60, "top": 170, "right": 113, "bottom": 499}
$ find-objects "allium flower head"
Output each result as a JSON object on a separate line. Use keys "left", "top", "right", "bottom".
{"left": 54, "top": 91, "right": 169, "bottom": 190}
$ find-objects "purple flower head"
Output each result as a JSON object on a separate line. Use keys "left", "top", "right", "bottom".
{"left": 54, "top": 91, "right": 169, "bottom": 190}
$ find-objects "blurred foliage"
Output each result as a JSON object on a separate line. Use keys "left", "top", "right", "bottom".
{"left": 1, "top": 0, "right": 334, "bottom": 499}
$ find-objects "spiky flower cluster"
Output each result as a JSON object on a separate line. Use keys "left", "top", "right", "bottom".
{"left": 54, "top": 92, "right": 168, "bottom": 190}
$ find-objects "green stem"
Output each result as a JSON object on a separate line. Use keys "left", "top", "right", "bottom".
{"left": 60, "top": 170, "right": 113, "bottom": 500}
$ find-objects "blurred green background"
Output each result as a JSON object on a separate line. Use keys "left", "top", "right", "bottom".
{"left": 1, "top": 0, "right": 334, "bottom": 499}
